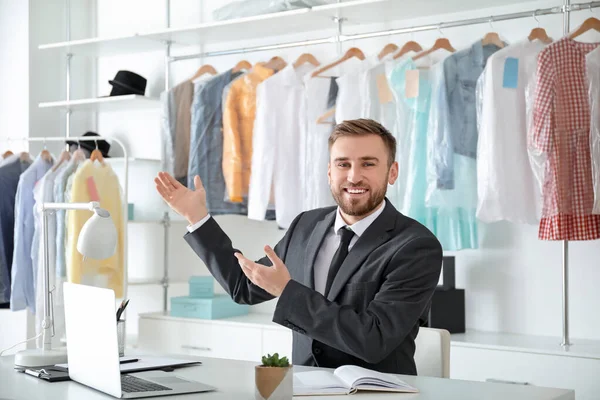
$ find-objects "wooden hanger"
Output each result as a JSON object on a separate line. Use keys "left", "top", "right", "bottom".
{"left": 311, "top": 47, "right": 365, "bottom": 78}
{"left": 316, "top": 108, "right": 336, "bottom": 125}
{"left": 19, "top": 152, "right": 31, "bottom": 163}
{"left": 232, "top": 60, "right": 252, "bottom": 73}
{"left": 481, "top": 32, "right": 505, "bottom": 48}
{"left": 51, "top": 150, "right": 71, "bottom": 172}
{"left": 528, "top": 27, "right": 552, "bottom": 44}
{"left": 378, "top": 43, "right": 399, "bottom": 60}
{"left": 413, "top": 38, "right": 456, "bottom": 61}
{"left": 264, "top": 56, "right": 287, "bottom": 71}
{"left": 568, "top": 17, "right": 600, "bottom": 40}
{"left": 293, "top": 53, "right": 320, "bottom": 68}
{"left": 2, "top": 150, "right": 13, "bottom": 158}
{"left": 40, "top": 148, "right": 52, "bottom": 163}
{"left": 189, "top": 64, "right": 217, "bottom": 82}
{"left": 394, "top": 41, "right": 423, "bottom": 59}
{"left": 90, "top": 140, "right": 105, "bottom": 164}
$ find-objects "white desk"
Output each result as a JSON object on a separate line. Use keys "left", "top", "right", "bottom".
{"left": 0, "top": 354, "right": 574, "bottom": 400}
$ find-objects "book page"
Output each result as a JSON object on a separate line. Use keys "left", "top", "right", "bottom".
{"left": 293, "top": 371, "right": 350, "bottom": 396}
{"left": 334, "top": 365, "right": 418, "bottom": 392}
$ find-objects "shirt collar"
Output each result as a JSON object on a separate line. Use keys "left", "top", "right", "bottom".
{"left": 334, "top": 200, "right": 386, "bottom": 238}
{"left": 471, "top": 39, "right": 507, "bottom": 68}
{"left": 281, "top": 63, "right": 316, "bottom": 86}
{"left": 252, "top": 63, "right": 275, "bottom": 80}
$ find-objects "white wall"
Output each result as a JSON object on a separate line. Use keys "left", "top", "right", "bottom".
{"left": 91, "top": 0, "right": 600, "bottom": 342}
{"left": 2, "top": 0, "right": 599, "bottom": 351}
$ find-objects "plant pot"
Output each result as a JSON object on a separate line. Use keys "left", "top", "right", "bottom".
{"left": 255, "top": 365, "right": 293, "bottom": 400}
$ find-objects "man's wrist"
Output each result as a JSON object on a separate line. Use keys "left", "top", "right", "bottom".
{"left": 186, "top": 211, "right": 208, "bottom": 226}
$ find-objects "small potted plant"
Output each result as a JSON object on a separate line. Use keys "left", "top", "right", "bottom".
{"left": 255, "top": 353, "right": 293, "bottom": 400}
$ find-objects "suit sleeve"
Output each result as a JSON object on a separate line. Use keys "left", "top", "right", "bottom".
{"left": 273, "top": 236, "right": 442, "bottom": 364}
{"left": 183, "top": 212, "right": 304, "bottom": 305}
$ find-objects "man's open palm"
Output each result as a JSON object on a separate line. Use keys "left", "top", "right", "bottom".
{"left": 154, "top": 172, "right": 208, "bottom": 224}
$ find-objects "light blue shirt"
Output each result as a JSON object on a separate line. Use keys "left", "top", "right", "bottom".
{"left": 53, "top": 158, "right": 79, "bottom": 279}
{"left": 10, "top": 155, "right": 53, "bottom": 312}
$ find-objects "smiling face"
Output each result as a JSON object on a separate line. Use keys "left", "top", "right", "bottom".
{"left": 328, "top": 133, "right": 398, "bottom": 224}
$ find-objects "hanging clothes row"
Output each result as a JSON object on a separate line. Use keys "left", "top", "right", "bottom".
{"left": 0, "top": 137, "right": 125, "bottom": 347}
{"left": 160, "top": 16, "right": 600, "bottom": 249}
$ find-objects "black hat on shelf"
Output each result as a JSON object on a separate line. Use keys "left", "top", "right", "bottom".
{"left": 65, "top": 131, "right": 111, "bottom": 158}
{"left": 108, "top": 70, "right": 147, "bottom": 96}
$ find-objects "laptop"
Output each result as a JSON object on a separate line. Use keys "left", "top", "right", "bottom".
{"left": 63, "top": 282, "right": 216, "bottom": 398}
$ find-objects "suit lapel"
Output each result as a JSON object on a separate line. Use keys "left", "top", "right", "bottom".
{"left": 326, "top": 201, "right": 397, "bottom": 302}
{"left": 304, "top": 209, "right": 336, "bottom": 289}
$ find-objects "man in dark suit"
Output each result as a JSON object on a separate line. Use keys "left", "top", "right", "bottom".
{"left": 155, "top": 119, "right": 442, "bottom": 375}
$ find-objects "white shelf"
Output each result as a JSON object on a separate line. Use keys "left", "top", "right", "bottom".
{"left": 38, "top": 0, "right": 524, "bottom": 58}
{"left": 452, "top": 330, "right": 600, "bottom": 360}
{"left": 39, "top": 95, "right": 160, "bottom": 112}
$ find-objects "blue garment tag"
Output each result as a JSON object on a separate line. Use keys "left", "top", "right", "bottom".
{"left": 502, "top": 57, "right": 519, "bottom": 89}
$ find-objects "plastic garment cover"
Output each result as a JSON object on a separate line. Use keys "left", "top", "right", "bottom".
{"left": 66, "top": 160, "right": 124, "bottom": 298}
{"left": 212, "top": 0, "right": 330, "bottom": 21}
{"left": 475, "top": 40, "right": 546, "bottom": 224}
{"left": 527, "top": 38, "right": 600, "bottom": 240}
{"left": 222, "top": 64, "right": 274, "bottom": 203}
{"left": 425, "top": 57, "right": 479, "bottom": 250}
{"left": 588, "top": 47, "right": 600, "bottom": 213}
{"left": 160, "top": 90, "right": 176, "bottom": 178}
{"left": 389, "top": 52, "right": 478, "bottom": 251}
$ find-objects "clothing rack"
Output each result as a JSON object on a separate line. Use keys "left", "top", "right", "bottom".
{"left": 168, "top": 1, "right": 600, "bottom": 62}
{"left": 0, "top": 135, "right": 130, "bottom": 310}
{"left": 156, "top": 0, "right": 600, "bottom": 343}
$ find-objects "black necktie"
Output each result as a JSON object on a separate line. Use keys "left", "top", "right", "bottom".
{"left": 324, "top": 228, "right": 355, "bottom": 297}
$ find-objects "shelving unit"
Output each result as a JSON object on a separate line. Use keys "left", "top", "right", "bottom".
{"left": 41, "top": 0, "right": 600, "bottom": 362}
{"left": 39, "top": 95, "right": 160, "bottom": 112}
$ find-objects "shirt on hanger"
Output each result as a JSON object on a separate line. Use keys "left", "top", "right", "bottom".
{"left": 0, "top": 157, "right": 31, "bottom": 304}
{"left": 66, "top": 160, "right": 124, "bottom": 297}
{"left": 222, "top": 64, "right": 275, "bottom": 203}
{"left": 475, "top": 39, "right": 547, "bottom": 224}
{"left": 32, "top": 164, "right": 64, "bottom": 347}
{"left": 188, "top": 69, "right": 246, "bottom": 215}
{"left": 436, "top": 40, "right": 506, "bottom": 189}
{"left": 172, "top": 80, "right": 195, "bottom": 185}
{"left": 588, "top": 47, "right": 600, "bottom": 214}
{"left": 334, "top": 56, "right": 377, "bottom": 123}
{"left": 248, "top": 63, "right": 316, "bottom": 229}
{"left": 10, "top": 155, "right": 53, "bottom": 312}
{"left": 530, "top": 37, "right": 600, "bottom": 240}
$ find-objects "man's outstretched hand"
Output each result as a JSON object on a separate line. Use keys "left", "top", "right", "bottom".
{"left": 154, "top": 172, "right": 208, "bottom": 225}
{"left": 235, "top": 246, "right": 291, "bottom": 297}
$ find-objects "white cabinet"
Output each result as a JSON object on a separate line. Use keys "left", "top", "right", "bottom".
{"left": 450, "top": 332, "right": 600, "bottom": 400}
{"left": 138, "top": 312, "right": 289, "bottom": 363}
{"left": 137, "top": 313, "right": 600, "bottom": 399}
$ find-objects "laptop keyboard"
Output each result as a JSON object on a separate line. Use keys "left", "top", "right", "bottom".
{"left": 121, "top": 374, "right": 173, "bottom": 393}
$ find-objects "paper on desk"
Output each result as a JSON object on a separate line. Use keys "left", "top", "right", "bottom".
{"left": 55, "top": 356, "right": 201, "bottom": 373}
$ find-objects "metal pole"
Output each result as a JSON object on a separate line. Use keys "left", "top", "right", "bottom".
{"left": 65, "top": 0, "right": 72, "bottom": 139}
{"left": 42, "top": 210, "right": 52, "bottom": 350}
{"left": 162, "top": 212, "right": 170, "bottom": 312}
{"left": 561, "top": 0, "right": 571, "bottom": 348}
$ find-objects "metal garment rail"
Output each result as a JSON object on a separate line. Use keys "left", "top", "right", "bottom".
{"left": 1, "top": 136, "right": 130, "bottom": 308}
{"left": 168, "top": 1, "right": 600, "bottom": 62}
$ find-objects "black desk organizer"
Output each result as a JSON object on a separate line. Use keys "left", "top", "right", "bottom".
{"left": 426, "top": 255, "right": 465, "bottom": 334}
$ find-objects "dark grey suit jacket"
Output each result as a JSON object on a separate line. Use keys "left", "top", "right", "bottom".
{"left": 184, "top": 199, "right": 442, "bottom": 375}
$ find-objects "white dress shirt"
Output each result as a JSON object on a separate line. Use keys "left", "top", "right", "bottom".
{"left": 247, "top": 63, "right": 316, "bottom": 229}
{"left": 187, "top": 200, "right": 386, "bottom": 297}
{"left": 587, "top": 47, "right": 600, "bottom": 213}
{"left": 335, "top": 56, "right": 378, "bottom": 123}
{"left": 313, "top": 200, "right": 386, "bottom": 295}
{"left": 476, "top": 39, "right": 546, "bottom": 224}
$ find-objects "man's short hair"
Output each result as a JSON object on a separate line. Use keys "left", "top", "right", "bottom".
{"left": 328, "top": 119, "right": 397, "bottom": 168}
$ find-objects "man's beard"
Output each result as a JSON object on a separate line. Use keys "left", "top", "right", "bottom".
{"left": 330, "top": 181, "right": 387, "bottom": 217}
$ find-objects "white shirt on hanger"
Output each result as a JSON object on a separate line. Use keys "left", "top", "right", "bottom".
{"left": 248, "top": 63, "right": 316, "bottom": 229}
{"left": 335, "top": 55, "right": 379, "bottom": 123}
{"left": 587, "top": 47, "right": 600, "bottom": 214}
{"left": 476, "top": 39, "right": 547, "bottom": 224}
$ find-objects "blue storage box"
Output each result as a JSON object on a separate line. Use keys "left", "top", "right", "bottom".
{"left": 170, "top": 295, "right": 249, "bottom": 319}
{"left": 189, "top": 276, "right": 214, "bottom": 298}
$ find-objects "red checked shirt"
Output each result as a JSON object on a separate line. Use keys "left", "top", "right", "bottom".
{"left": 530, "top": 37, "right": 600, "bottom": 240}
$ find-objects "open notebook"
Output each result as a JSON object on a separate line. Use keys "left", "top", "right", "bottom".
{"left": 293, "top": 365, "right": 418, "bottom": 396}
